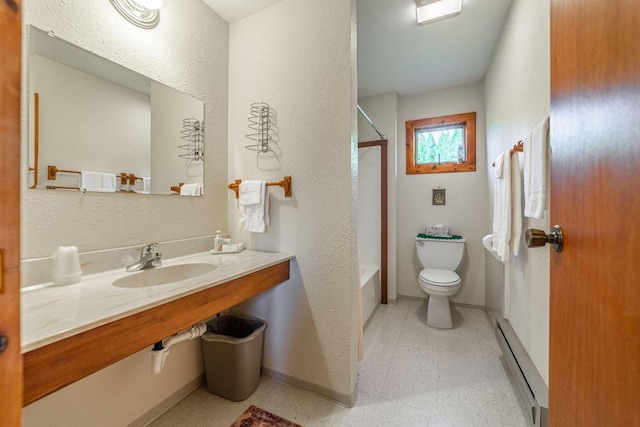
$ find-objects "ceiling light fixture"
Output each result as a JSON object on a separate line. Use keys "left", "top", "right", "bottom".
{"left": 109, "top": 0, "right": 163, "bottom": 29}
{"left": 416, "top": 0, "right": 462, "bottom": 26}
{"left": 135, "top": 0, "right": 163, "bottom": 10}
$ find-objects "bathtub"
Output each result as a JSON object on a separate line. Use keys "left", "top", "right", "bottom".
{"left": 360, "top": 266, "right": 381, "bottom": 327}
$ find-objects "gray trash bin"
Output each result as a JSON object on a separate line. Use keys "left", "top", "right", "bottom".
{"left": 201, "top": 315, "right": 266, "bottom": 401}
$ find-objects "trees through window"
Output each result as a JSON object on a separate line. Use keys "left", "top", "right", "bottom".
{"left": 406, "top": 112, "right": 476, "bottom": 174}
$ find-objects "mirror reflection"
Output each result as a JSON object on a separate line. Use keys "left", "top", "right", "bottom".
{"left": 27, "top": 25, "right": 205, "bottom": 196}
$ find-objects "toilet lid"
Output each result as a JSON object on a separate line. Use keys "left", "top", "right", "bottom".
{"left": 419, "top": 268, "right": 460, "bottom": 285}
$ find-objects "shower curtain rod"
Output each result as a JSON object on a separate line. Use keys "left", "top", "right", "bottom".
{"left": 357, "top": 104, "right": 385, "bottom": 140}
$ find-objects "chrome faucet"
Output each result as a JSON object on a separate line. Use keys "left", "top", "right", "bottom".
{"left": 126, "top": 243, "right": 162, "bottom": 272}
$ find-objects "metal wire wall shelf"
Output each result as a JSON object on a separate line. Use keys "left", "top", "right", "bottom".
{"left": 245, "top": 102, "right": 274, "bottom": 153}
{"left": 179, "top": 118, "right": 204, "bottom": 161}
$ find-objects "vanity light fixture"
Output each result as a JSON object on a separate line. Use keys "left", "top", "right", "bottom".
{"left": 109, "top": 0, "right": 164, "bottom": 29}
{"left": 416, "top": 0, "right": 462, "bottom": 26}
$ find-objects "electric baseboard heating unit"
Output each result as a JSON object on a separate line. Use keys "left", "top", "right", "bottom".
{"left": 495, "top": 317, "right": 548, "bottom": 427}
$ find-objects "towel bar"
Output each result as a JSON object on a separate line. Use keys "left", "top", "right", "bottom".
{"left": 46, "top": 185, "right": 133, "bottom": 193}
{"left": 47, "top": 165, "right": 81, "bottom": 180}
{"left": 492, "top": 140, "right": 523, "bottom": 167}
{"left": 48, "top": 165, "right": 132, "bottom": 186}
{"left": 46, "top": 185, "right": 80, "bottom": 191}
{"left": 171, "top": 183, "right": 184, "bottom": 194}
{"left": 227, "top": 177, "right": 292, "bottom": 199}
{"left": 128, "top": 173, "right": 143, "bottom": 185}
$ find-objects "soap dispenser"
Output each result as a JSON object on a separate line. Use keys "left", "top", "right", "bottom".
{"left": 214, "top": 230, "right": 223, "bottom": 252}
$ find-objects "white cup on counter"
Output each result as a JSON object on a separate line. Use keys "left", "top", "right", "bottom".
{"left": 52, "top": 246, "right": 82, "bottom": 286}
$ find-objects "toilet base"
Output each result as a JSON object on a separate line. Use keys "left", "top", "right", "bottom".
{"left": 427, "top": 295, "right": 453, "bottom": 329}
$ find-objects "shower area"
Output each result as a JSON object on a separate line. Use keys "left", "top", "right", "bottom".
{"left": 357, "top": 105, "right": 388, "bottom": 326}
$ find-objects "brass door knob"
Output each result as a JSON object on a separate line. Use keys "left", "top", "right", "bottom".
{"left": 525, "top": 225, "right": 564, "bottom": 252}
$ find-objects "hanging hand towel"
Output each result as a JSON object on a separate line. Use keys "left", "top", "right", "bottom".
{"left": 239, "top": 180, "right": 262, "bottom": 205}
{"left": 238, "top": 181, "right": 270, "bottom": 233}
{"left": 80, "top": 171, "right": 116, "bottom": 193}
{"left": 524, "top": 117, "right": 549, "bottom": 218}
{"left": 511, "top": 152, "right": 523, "bottom": 256}
{"left": 492, "top": 151, "right": 511, "bottom": 263}
{"left": 180, "top": 183, "right": 202, "bottom": 196}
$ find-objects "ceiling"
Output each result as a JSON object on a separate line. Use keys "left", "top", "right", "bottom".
{"left": 202, "top": 0, "right": 513, "bottom": 98}
{"left": 357, "top": 0, "right": 512, "bottom": 98}
{"left": 202, "top": 0, "right": 283, "bottom": 23}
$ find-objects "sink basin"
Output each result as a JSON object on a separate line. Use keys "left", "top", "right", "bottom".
{"left": 482, "top": 234, "right": 504, "bottom": 263}
{"left": 113, "top": 263, "right": 217, "bottom": 288}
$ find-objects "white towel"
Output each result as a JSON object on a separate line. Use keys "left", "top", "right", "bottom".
{"left": 238, "top": 181, "right": 270, "bottom": 233}
{"left": 524, "top": 117, "right": 549, "bottom": 218}
{"left": 180, "top": 183, "right": 202, "bottom": 196}
{"left": 80, "top": 171, "right": 116, "bottom": 193}
{"left": 492, "top": 151, "right": 511, "bottom": 263}
{"left": 511, "top": 152, "right": 523, "bottom": 256}
{"left": 239, "top": 180, "right": 262, "bottom": 204}
{"left": 141, "top": 177, "right": 151, "bottom": 194}
{"left": 132, "top": 177, "right": 151, "bottom": 194}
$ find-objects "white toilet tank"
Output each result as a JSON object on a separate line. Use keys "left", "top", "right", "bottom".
{"left": 415, "top": 237, "right": 466, "bottom": 270}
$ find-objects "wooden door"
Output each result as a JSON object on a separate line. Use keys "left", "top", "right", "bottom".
{"left": 0, "top": 0, "right": 23, "bottom": 425}
{"left": 550, "top": 0, "right": 640, "bottom": 425}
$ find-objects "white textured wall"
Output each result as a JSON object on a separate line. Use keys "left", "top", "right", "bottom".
{"left": 484, "top": 0, "right": 550, "bottom": 383}
{"left": 21, "top": 0, "right": 229, "bottom": 259}
{"left": 357, "top": 92, "right": 398, "bottom": 301}
{"left": 397, "top": 83, "right": 487, "bottom": 306}
{"left": 21, "top": 1, "right": 229, "bottom": 424}
{"left": 228, "top": 0, "right": 358, "bottom": 400}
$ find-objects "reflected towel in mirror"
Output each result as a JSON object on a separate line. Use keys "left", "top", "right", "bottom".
{"left": 80, "top": 171, "right": 116, "bottom": 193}
{"left": 180, "top": 183, "right": 202, "bottom": 196}
{"left": 133, "top": 177, "right": 151, "bottom": 194}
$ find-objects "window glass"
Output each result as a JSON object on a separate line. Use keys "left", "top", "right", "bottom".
{"left": 415, "top": 125, "right": 465, "bottom": 164}
{"left": 405, "top": 112, "right": 476, "bottom": 174}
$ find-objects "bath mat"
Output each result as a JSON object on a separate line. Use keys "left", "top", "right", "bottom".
{"left": 230, "top": 405, "right": 302, "bottom": 427}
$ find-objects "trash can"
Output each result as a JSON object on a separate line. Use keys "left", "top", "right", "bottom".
{"left": 201, "top": 315, "right": 266, "bottom": 401}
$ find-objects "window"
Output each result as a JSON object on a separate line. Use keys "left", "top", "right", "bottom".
{"left": 406, "top": 112, "right": 476, "bottom": 174}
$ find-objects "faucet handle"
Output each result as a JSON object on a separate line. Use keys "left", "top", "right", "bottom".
{"left": 142, "top": 242, "right": 159, "bottom": 255}
{"left": 152, "top": 253, "right": 162, "bottom": 267}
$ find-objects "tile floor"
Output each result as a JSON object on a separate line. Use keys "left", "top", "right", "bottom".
{"left": 150, "top": 300, "right": 530, "bottom": 426}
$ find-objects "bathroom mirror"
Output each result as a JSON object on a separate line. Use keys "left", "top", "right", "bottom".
{"left": 27, "top": 25, "right": 205, "bottom": 196}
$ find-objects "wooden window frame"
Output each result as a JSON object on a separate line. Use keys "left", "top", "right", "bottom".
{"left": 406, "top": 112, "right": 476, "bottom": 174}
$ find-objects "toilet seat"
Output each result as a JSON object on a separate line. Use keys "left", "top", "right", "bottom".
{"left": 419, "top": 268, "right": 460, "bottom": 286}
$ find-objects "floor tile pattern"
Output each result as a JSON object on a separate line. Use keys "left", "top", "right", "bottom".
{"left": 151, "top": 300, "right": 531, "bottom": 426}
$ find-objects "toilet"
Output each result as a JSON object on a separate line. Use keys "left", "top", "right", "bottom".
{"left": 415, "top": 235, "right": 466, "bottom": 329}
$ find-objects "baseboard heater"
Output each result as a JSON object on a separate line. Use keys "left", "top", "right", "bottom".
{"left": 495, "top": 317, "right": 548, "bottom": 427}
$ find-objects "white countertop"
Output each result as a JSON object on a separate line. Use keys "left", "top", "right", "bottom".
{"left": 21, "top": 250, "right": 294, "bottom": 353}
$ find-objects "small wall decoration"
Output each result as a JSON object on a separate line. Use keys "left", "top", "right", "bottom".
{"left": 432, "top": 188, "right": 446, "bottom": 206}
